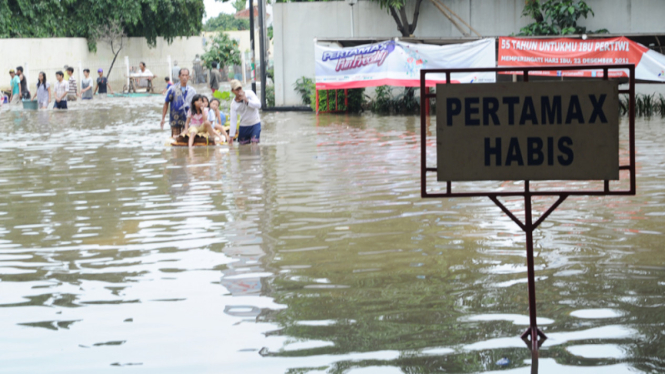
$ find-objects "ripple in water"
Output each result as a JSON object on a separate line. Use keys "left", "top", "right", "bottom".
{"left": 0, "top": 96, "right": 664, "bottom": 373}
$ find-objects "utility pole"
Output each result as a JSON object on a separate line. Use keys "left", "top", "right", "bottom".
{"left": 258, "top": 0, "right": 268, "bottom": 108}
{"left": 249, "top": 0, "right": 256, "bottom": 93}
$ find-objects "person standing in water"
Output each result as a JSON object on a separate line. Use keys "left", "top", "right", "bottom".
{"left": 16, "top": 66, "right": 30, "bottom": 99}
{"left": 162, "top": 77, "right": 173, "bottom": 94}
{"left": 80, "top": 69, "right": 93, "bottom": 100}
{"left": 229, "top": 79, "right": 261, "bottom": 144}
{"left": 193, "top": 55, "right": 203, "bottom": 84}
{"left": 53, "top": 71, "right": 69, "bottom": 110}
{"left": 209, "top": 62, "right": 221, "bottom": 94}
{"left": 32, "top": 71, "right": 51, "bottom": 109}
{"left": 93, "top": 69, "right": 114, "bottom": 96}
{"left": 135, "top": 62, "right": 155, "bottom": 90}
{"left": 8, "top": 69, "right": 20, "bottom": 105}
{"left": 66, "top": 67, "right": 78, "bottom": 101}
{"left": 161, "top": 68, "right": 196, "bottom": 137}
{"left": 171, "top": 61, "right": 180, "bottom": 85}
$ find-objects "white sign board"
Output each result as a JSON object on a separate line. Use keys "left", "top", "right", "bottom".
{"left": 436, "top": 81, "right": 619, "bottom": 181}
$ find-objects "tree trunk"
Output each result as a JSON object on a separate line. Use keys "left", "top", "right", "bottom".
{"left": 107, "top": 48, "right": 121, "bottom": 78}
{"left": 409, "top": 0, "right": 423, "bottom": 35}
{"left": 389, "top": 0, "right": 424, "bottom": 37}
{"left": 389, "top": 7, "right": 408, "bottom": 37}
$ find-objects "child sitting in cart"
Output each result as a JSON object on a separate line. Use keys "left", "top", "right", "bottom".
{"left": 206, "top": 97, "right": 231, "bottom": 143}
{"left": 181, "top": 94, "right": 223, "bottom": 148}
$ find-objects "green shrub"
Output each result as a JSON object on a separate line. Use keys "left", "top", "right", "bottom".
{"left": 313, "top": 88, "right": 366, "bottom": 113}
{"left": 370, "top": 86, "right": 420, "bottom": 115}
{"left": 294, "top": 77, "right": 315, "bottom": 106}
{"left": 266, "top": 85, "right": 275, "bottom": 107}
{"left": 619, "top": 93, "right": 665, "bottom": 117}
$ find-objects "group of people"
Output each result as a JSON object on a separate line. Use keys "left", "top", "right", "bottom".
{"left": 160, "top": 67, "right": 262, "bottom": 147}
{"left": 6, "top": 65, "right": 113, "bottom": 109}
{"left": 6, "top": 62, "right": 262, "bottom": 148}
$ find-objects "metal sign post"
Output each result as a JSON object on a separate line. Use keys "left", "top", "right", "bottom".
{"left": 420, "top": 64, "right": 636, "bottom": 356}
{"left": 249, "top": 0, "right": 256, "bottom": 93}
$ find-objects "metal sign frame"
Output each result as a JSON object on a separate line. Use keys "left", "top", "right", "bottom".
{"left": 419, "top": 64, "right": 636, "bottom": 356}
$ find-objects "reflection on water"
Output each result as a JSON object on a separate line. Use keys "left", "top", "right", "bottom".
{"left": 1, "top": 95, "right": 664, "bottom": 373}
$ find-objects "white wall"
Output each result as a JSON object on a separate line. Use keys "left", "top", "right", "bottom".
{"left": 274, "top": 0, "right": 665, "bottom": 106}
{"left": 0, "top": 36, "right": 206, "bottom": 93}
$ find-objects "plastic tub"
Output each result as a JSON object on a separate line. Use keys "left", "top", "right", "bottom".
{"left": 22, "top": 100, "right": 38, "bottom": 110}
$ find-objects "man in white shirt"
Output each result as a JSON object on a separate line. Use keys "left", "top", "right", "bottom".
{"left": 133, "top": 62, "right": 154, "bottom": 91}
{"left": 53, "top": 71, "right": 69, "bottom": 109}
{"left": 229, "top": 79, "right": 262, "bottom": 144}
{"left": 137, "top": 62, "right": 153, "bottom": 78}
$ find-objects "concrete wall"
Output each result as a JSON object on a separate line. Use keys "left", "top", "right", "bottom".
{"left": 0, "top": 36, "right": 207, "bottom": 93}
{"left": 274, "top": 0, "right": 665, "bottom": 106}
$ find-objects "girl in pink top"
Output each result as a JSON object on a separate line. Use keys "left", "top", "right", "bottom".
{"left": 183, "top": 94, "right": 221, "bottom": 147}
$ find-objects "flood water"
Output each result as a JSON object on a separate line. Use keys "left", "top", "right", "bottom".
{"left": 0, "top": 91, "right": 664, "bottom": 373}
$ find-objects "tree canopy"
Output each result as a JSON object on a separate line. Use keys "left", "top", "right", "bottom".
{"left": 233, "top": 0, "right": 247, "bottom": 13}
{"left": 204, "top": 12, "right": 250, "bottom": 31}
{"left": 0, "top": 0, "right": 205, "bottom": 50}
{"left": 201, "top": 32, "right": 242, "bottom": 69}
{"left": 519, "top": 0, "right": 608, "bottom": 36}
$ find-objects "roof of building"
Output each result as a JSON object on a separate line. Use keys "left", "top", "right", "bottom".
{"left": 235, "top": 7, "right": 270, "bottom": 19}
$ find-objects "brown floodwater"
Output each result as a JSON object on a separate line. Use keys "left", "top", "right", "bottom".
{"left": 0, "top": 91, "right": 664, "bottom": 373}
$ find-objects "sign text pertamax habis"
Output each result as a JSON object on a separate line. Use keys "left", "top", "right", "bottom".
{"left": 435, "top": 81, "right": 619, "bottom": 181}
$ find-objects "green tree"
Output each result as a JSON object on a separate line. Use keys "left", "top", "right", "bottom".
{"left": 0, "top": 0, "right": 204, "bottom": 50}
{"left": 518, "top": 0, "right": 608, "bottom": 36}
{"left": 380, "top": 0, "right": 423, "bottom": 37}
{"left": 201, "top": 33, "right": 242, "bottom": 69}
{"left": 233, "top": 0, "right": 246, "bottom": 12}
{"left": 204, "top": 12, "right": 250, "bottom": 31}
{"left": 91, "top": 19, "right": 126, "bottom": 77}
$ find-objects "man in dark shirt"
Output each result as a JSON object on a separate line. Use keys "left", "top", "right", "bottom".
{"left": 93, "top": 69, "right": 114, "bottom": 95}
{"left": 16, "top": 66, "right": 30, "bottom": 99}
{"left": 209, "top": 62, "right": 221, "bottom": 94}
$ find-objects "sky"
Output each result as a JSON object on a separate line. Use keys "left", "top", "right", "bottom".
{"left": 203, "top": 0, "right": 273, "bottom": 25}
{"left": 204, "top": 0, "right": 237, "bottom": 21}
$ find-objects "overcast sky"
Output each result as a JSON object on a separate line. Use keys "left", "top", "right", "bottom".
{"left": 204, "top": 0, "right": 237, "bottom": 21}
{"left": 203, "top": 0, "right": 273, "bottom": 25}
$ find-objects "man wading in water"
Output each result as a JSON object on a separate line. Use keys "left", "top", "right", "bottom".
{"left": 161, "top": 68, "right": 196, "bottom": 136}
{"left": 229, "top": 79, "right": 261, "bottom": 144}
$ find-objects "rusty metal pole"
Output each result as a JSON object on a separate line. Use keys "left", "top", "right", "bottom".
{"left": 335, "top": 89, "right": 339, "bottom": 112}
{"left": 249, "top": 0, "right": 256, "bottom": 93}
{"left": 345, "top": 89, "right": 348, "bottom": 113}
{"left": 420, "top": 70, "right": 427, "bottom": 198}
{"left": 315, "top": 89, "right": 319, "bottom": 114}
{"left": 523, "top": 191, "right": 541, "bottom": 352}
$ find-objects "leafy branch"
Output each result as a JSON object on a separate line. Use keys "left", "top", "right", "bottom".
{"left": 518, "top": 0, "right": 608, "bottom": 36}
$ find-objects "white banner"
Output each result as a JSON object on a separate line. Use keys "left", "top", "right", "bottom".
{"left": 315, "top": 39, "right": 496, "bottom": 89}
